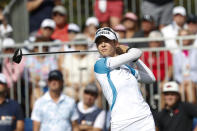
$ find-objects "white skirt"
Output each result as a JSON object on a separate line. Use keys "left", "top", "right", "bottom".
{"left": 111, "top": 114, "right": 155, "bottom": 131}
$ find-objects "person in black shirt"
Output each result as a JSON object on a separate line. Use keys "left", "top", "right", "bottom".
{"left": 0, "top": 73, "right": 24, "bottom": 131}
{"left": 155, "top": 81, "right": 197, "bottom": 131}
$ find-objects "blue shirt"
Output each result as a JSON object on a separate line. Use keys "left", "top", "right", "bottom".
{"left": 31, "top": 92, "right": 79, "bottom": 131}
{"left": 0, "top": 99, "right": 24, "bottom": 131}
{"left": 28, "top": 0, "right": 54, "bottom": 33}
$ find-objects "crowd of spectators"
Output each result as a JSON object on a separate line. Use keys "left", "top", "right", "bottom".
{"left": 0, "top": 0, "right": 197, "bottom": 130}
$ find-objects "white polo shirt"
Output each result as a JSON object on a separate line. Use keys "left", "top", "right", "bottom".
{"left": 31, "top": 92, "right": 79, "bottom": 131}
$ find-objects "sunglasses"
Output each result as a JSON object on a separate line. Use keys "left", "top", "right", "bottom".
{"left": 53, "top": 12, "right": 65, "bottom": 17}
{"left": 43, "top": 27, "right": 54, "bottom": 30}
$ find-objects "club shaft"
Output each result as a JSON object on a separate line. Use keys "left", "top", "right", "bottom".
{"left": 22, "top": 50, "right": 98, "bottom": 56}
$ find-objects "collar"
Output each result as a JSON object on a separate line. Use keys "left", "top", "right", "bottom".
{"left": 44, "top": 91, "right": 65, "bottom": 103}
{"left": 77, "top": 101, "right": 97, "bottom": 114}
{"left": 172, "top": 21, "right": 187, "bottom": 31}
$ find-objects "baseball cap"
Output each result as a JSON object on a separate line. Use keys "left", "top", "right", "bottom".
{"left": 74, "top": 34, "right": 87, "bottom": 41}
{"left": 86, "top": 17, "right": 99, "bottom": 27}
{"left": 41, "top": 19, "right": 56, "bottom": 29}
{"left": 163, "top": 81, "right": 179, "bottom": 93}
{"left": 48, "top": 70, "right": 63, "bottom": 81}
{"left": 94, "top": 27, "right": 118, "bottom": 43}
{"left": 187, "top": 14, "right": 197, "bottom": 23}
{"left": 173, "top": 6, "right": 186, "bottom": 16}
{"left": 52, "top": 5, "right": 67, "bottom": 15}
{"left": 148, "top": 31, "right": 162, "bottom": 38}
{"left": 68, "top": 23, "right": 80, "bottom": 33}
{"left": 2, "top": 38, "right": 15, "bottom": 48}
{"left": 0, "top": 73, "right": 7, "bottom": 84}
{"left": 114, "top": 24, "right": 126, "bottom": 32}
{"left": 142, "top": 14, "right": 154, "bottom": 22}
{"left": 84, "top": 83, "right": 98, "bottom": 95}
{"left": 123, "top": 12, "right": 138, "bottom": 21}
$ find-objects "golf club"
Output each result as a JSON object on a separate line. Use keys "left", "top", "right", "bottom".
{"left": 12, "top": 48, "right": 98, "bottom": 64}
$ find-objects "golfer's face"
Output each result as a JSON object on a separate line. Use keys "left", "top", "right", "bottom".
{"left": 96, "top": 37, "right": 117, "bottom": 57}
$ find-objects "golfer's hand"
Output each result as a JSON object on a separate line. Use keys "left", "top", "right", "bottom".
{"left": 119, "top": 44, "right": 129, "bottom": 53}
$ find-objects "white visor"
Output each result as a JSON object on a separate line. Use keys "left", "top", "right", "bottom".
{"left": 94, "top": 28, "right": 118, "bottom": 43}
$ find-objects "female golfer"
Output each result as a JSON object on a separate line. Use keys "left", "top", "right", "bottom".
{"left": 94, "top": 27, "right": 156, "bottom": 131}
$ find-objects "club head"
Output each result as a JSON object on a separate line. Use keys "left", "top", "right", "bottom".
{"left": 12, "top": 48, "right": 23, "bottom": 64}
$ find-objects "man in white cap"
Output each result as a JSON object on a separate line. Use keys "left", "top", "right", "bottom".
{"left": 155, "top": 81, "right": 197, "bottom": 131}
{"left": 161, "top": 6, "right": 187, "bottom": 51}
{"left": 68, "top": 23, "right": 80, "bottom": 41}
{"left": 85, "top": 17, "right": 99, "bottom": 42}
{"left": 52, "top": 5, "right": 69, "bottom": 42}
{"left": 37, "top": 18, "right": 56, "bottom": 40}
{"left": 94, "top": 27, "right": 156, "bottom": 130}
{"left": 0, "top": 73, "right": 24, "bottom": 131}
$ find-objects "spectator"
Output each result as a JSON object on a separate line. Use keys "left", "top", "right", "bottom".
{"left": 122, "top": 12, "right": 138, "bottom": 38}
{"left": 83, "top": 17, "right": 99, "bottom": 50}
{"left": 68, "top": 23, "right": 80, "bottom": 41}
{"left": 0, "top": 73, "right": 24, "bottom": 131}
{"left": 60, "top": 34, "right": 97, "bottom": 101}
{"left": 31, "top": 70, "right": 79, "bottom": 131}
{"left": 161, "top": 6, "right": 187, "bottom": 51}
{"left": 2, "top": 38, "right": 25, "bottom": 89}
{"left": 155, "top": 81, "right": 197, "bottom": 131}
{"left": 94, "top": 0, "right": 123, "bottom": 29}
{"left": 142, "top": 31, "right": 173, "bottom": 82}
{"left": 173, "top": 29, "right": 197, "bottom": 103}
{"left": 51, "top": 5, "right": 69, "bottom": 42}
{"left": 129, "top": 14, "right": 155, "bottom": 48}
{"left": 187, "top": 14, "right": 197, "bottom": 35}
{"left": 84, "top": 17, "right": 99, "bottom": 42}
{"left": 76, "top": 83, "right": 105, "bottom": 131}
{"left": 57, "top": 23, "right": 80, "bottom": 71}
{"left": 37, "top": 18, "right": 56, "bottom": 40}
{"left": 141, "top": 31, "right": 173, "bottom": 108}
{"left": 25, "top": 36, "right": 58, "bottom": 108}
{"left": 0, "top": 7, "right": 13, "bottom": 39}
{"left": 142, "top": 0, "right": 174, "bottom": 29}
{"left": 27, "top": 0, "right": 61, "bottom": 33}
{"left": 114, "top": 24, "right": 126, "bottom": 39}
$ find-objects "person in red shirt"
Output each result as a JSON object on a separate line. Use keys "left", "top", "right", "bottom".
{"left": 142, "top": 31, "right": 173, "bottom": 82}
{"left": 52, "top": 5, "right": 69, "bottom": 42}
{"left": 141, "top": 31, "right": 173, "bottom": 109}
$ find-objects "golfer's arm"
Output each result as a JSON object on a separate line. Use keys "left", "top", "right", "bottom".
{"left": 107, "top": 48, "right": 142, "bottom": 69}
{"left": 136, "top": 59, "right": 156, "bottom": 83}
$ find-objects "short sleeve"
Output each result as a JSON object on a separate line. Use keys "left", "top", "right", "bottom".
{"left": 93, "top": 110, "right": 106, "bottom": 129}
{"left": 31, "top": 100, "right": 42, "bottom": 122}
{"left": 15, "top": 103, "right": 24, "bottom": 121}
{"left": 71, "top": 103, "right": 79, "bottom": 121}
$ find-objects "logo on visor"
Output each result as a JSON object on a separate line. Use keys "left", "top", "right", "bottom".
{"left": 98, "top": 30, "right": 110, "bottom": 35}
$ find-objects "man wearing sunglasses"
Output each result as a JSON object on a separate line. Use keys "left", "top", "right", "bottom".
{"left": 51, "top": 5, "right": 69, "bottom": 42}
{"left": 94, "top": 27, "right": 156, "bottom": 130}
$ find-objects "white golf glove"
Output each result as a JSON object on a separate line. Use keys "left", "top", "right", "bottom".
{"left": 98, "top": 0, "right": 107, "bottom": 13}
